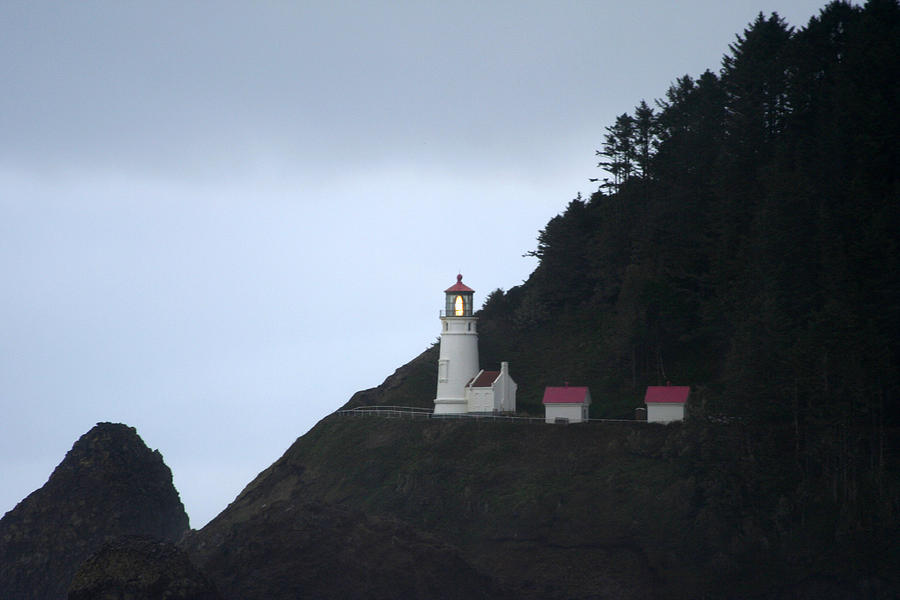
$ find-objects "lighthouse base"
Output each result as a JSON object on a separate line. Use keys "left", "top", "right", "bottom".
{"left": 433, "top": 398, "right": 467, "bottom": 415}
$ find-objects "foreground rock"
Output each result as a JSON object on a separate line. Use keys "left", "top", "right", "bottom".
{"left": 0, "top": 423, "right": 189, "bottom": 600}
{"left": 183, "top": 500, "right": 505, "bottom": 600}
{"left": 69, "top": 535, "right": 221, "bottom": 600}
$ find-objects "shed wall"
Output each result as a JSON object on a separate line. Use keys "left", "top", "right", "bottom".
{"left": 647, "top": 403, "right": 684, "bottom": 423}
{"left": 544, "top": 404, "right": 586, "bottom": 424}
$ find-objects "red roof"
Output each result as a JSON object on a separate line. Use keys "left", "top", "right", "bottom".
{"left": 542, "top": 386, "right": 590, "bottom": 404}
{"left": 467, "top": 371, "right": 499, "bottom": 388}
{"left": 445, "top": 274, "right": 474, "bottom": 293}
{"left": 644, "top": 386, "right": 690, "bottom": 404}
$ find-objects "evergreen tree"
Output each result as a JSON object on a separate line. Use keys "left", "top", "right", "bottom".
{"left": 720, "top": 12, "right": 794, "bottom": 165}
{"left": 596, "top": 113, "right": 636, "bottom": 192}
{"left": 632, "top": 100, "right": 657, "bottom": 178}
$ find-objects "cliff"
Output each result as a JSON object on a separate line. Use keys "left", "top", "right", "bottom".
{"left": 0, "top": 423, "right": 189, "bottom": 600}
{"left": 183, "top": 496, "right": 503, "bottom": 600}
{"left": 183, "top": 414, "right": 898, "bottom": 599}
{"left": 68, "top": 535, "right": 222, "bottom": 600}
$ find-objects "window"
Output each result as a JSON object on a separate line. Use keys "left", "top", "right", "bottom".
{"left": 454, "top": 295, "right": 464, "bottom": 316}
{"left": 438, "top": 360, "right": 448, "bottom": 382}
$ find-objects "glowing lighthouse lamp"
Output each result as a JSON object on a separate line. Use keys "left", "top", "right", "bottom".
{"left": 433, "top": 274, "right": 479, "bottom": 415}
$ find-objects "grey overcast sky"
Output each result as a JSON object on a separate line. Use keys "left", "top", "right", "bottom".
{"left": 2, "top": 1, "right": 830, "bottom": 528}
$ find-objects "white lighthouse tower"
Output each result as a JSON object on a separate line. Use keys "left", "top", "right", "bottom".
{"left": 434, "top": 274, "right": 479, "bottom": 415}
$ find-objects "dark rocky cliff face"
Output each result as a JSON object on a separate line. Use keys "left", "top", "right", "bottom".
{"left": 182, "top": 500, "right": 506, "bottom": 600}
{"left": 193, "top": 415, "right": 899, "bottom": 600}
{"left": 68, "top": 535, "right": 222, "bottom": 600}
{"left": 197, "top": 416, "right": 672, "bottom": 600}
{"left": 0, "top": 422, "right": 190, "bottom": 600}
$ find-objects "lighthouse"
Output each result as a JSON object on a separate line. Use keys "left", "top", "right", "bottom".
{"left": 434, "top": 274, "right": 480, "bottom": 415}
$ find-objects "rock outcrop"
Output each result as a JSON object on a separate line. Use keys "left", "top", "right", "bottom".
{"left": 68, "top": 535, "right": 221, "bottom": 600}
{"left": 0, "top": 422, "right": 190, "bottom": 600}
{"left": 183, "top": 500, "right": 505, "bottom": 600}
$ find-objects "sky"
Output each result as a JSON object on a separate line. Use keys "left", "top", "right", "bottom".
{"left": 1, "top": 1, "right": 832, "bottom": 529}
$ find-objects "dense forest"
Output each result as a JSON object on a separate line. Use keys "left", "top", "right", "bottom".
{"left": 470, "top": 0, "right": 898, "bottom": 557}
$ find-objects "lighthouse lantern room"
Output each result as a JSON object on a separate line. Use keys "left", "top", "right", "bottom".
{"left": 444, "top": 274, "right": 474, "bottom": 317}
{"left": 434, "top": 274, "right": 480, "bottom": 415}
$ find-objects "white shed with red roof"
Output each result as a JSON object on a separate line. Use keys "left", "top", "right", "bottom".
{"left": 644, "top": 385, "right": 690, "bottom": 423}
{"left": 542, "top": 385, "right": 591, "bottom": 423}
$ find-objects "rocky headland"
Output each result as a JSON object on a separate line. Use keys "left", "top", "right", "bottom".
{"left": 0, "top": 423, "right": 189, "bottom": 600}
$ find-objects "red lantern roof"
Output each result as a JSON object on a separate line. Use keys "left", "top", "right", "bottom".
{"left": 445, "top": 274, "right": 474, "bottom": 293}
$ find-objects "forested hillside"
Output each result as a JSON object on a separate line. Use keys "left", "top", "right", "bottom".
{"left": 486, "top": 0, "right": 898, "bottom": 418}
{"left": 348, "top": 0, "right": 899, "bottom": 572}
{"left": 481, "top": 0, "right": 897, "bottom": 518}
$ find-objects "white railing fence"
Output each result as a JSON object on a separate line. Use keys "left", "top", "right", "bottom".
{"left": 332, "top": 406, "right": 637, "bottom": 424}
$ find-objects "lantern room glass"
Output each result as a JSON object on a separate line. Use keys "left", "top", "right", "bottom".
{"left": 445, "top": 292, "right": 473, "bottom": 317}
